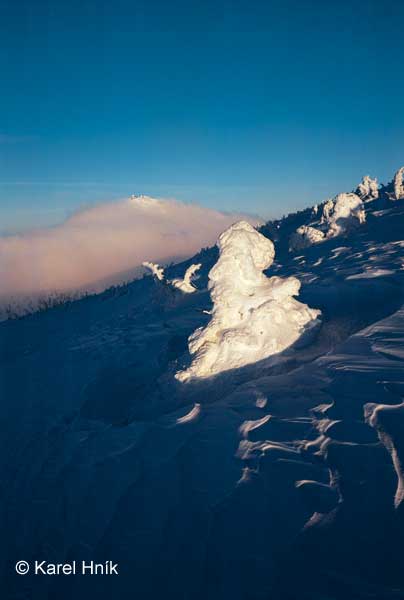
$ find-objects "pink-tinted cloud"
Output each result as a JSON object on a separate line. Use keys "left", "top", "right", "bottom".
{"left": 0, "top": 195, "right": 258, "bottom": 300}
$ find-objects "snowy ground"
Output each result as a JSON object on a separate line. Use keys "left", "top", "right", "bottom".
{"left": 0, "top": 190, "right": 403, "bottom": 600}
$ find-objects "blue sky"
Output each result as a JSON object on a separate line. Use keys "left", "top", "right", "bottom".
{"left": 1, "top": 0, "right": 404, "bottom": 233}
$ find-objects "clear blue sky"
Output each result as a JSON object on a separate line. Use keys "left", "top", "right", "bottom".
{"left": 1, "top": 0, "right": 403, "bottom": 233}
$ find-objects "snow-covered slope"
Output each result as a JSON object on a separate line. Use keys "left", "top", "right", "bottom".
{"left": 0, "top": 170, "right": 404, "bottom": 600}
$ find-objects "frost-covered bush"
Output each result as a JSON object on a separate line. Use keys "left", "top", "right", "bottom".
{"left": 176, "top": 221, "right": 321, "bottom": 381}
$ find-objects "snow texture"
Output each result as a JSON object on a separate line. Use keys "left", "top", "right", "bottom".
{"left": 176, "top": 221, "right": 321, "bottom": 381}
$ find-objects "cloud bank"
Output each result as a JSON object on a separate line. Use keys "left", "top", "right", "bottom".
{"left": 0, "top": 195, "right": 257, "bottom": 301}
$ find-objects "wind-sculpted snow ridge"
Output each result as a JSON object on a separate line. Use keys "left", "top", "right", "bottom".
{"left": 176, "top": 221, "right": 321, "bottom": 381}
{"left": 356, "top": 174, "right": 379, "bottom": 202}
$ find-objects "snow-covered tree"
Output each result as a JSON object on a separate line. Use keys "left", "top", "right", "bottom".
{"left": 170, "top": 263, "right": 201, "bottom": 294}
{"left": 393, "top": 166, "right": 404, "bottom": 200}
{"left": 176, "top": 221, "right": 321, "bottom": 381}
{"left": 320, "top": 199, "right": 334, "bottom": 224}
{"left": 325, "top": 193, "right": 365, "bottom": 237}
{"left": 356, "top": 175, "right": 379, "bottom": 202}
{"left": 289, "top": 225, "right": 325, "bottom": 252}
{"left": 142, "top": 261, "right": 165, "bottom": 281}
{"left": 143, "top": 260, "right": 202, "bottom": 294}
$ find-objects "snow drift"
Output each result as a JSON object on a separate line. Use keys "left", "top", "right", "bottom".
{"left": 0, "top": 195, "right": 255, "bottom": 302}
{"left": 176, "top": 221, "right": 321, "bottom": 381}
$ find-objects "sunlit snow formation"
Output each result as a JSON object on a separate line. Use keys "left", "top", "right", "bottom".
{"left": 176, "top": 221, "right": 321, "bottom": 381}
{"left": 394, "top": 166, "right": 404, "bottom": 200}
{"left": 289, "top": 192, "right": 366, "bottom": 252}
{"left": 170, "top": 263, "right": 201, "bottom": 293}
{"left": 142, "top": 261, "right": 165, "bottom": 281}
{"left": 289, "top": 225, "right": 325, "bottom": 251}
{"left": 356, "top": 175, "right": 379, "bottom": 202}
{"left": 325, "top": 192, "right": 366, "bottom": 237}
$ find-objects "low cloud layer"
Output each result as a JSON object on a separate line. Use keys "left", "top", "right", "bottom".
{"left": 0, "top": 195, "right": 256, "bottom": 301}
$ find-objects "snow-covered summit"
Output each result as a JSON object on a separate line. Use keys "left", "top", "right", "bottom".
{"left": 176, "top": 221, "right": 321, "bottom": 380}
{"left": 129, "top": 193, "right": 156, "bottom": 204}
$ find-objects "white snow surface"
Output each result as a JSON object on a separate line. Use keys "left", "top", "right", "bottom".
{"left": 176, "top": 221, "right": 321, "bottom": 381}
